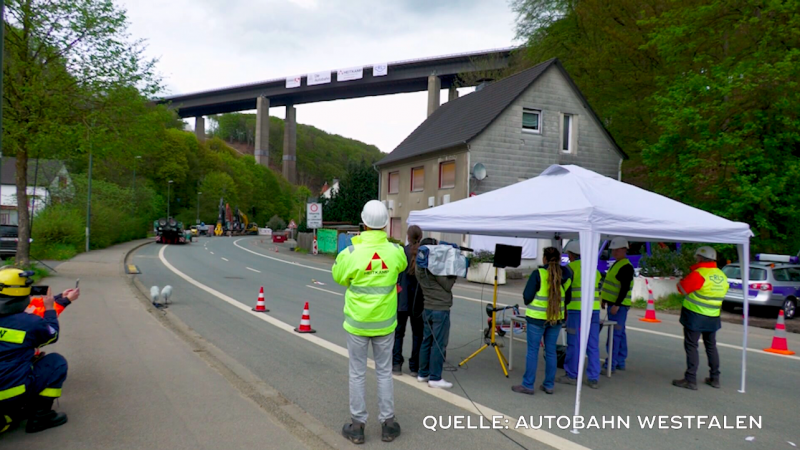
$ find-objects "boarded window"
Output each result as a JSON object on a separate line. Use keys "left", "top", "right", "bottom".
{"left": 439, "top": 161, "right": 455, "bottom": 189}
{"left": 388, "top": 171, "right": 399, "bottom": 194}
{"left": 390, "top": 217, "right": 402, "bottom": 241}
{"left": 411, "top": 167, "right": 425, "bottom": 192}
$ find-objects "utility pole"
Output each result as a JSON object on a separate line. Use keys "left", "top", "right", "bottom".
{"left": 167, "top": 180, "right": 173, "bottom": 218}
{"left": 196, "top": 192, "right": 202, "bottom": 224}
{"left": 85, "top": 147, "right": 93, "bottom": 253}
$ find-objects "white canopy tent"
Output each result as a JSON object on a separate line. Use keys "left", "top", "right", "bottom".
{"left": 408, "top": 165, "right": 754, "bottom": 431}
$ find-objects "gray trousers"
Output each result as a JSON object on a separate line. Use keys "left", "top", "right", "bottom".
{"left": 347, "top": 332, "right": 395, "bottom": 423}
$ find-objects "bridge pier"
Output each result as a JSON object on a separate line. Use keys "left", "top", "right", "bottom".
{"left": 448, "top": 85, "right": 459, "bottom": 102}
{"left": 427, "top": 75, "right": 441, "bottom": 116}
{"left": 254, "top": 96, "right": 270, "bottom": 167}
{"left": 195, "top": 116, "right": 206, "bottom": 141}
{"left": 282, "top": 105, "right": 297, "bottom": 184}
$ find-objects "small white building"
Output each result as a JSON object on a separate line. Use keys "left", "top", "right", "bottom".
{"left": 0, "top": 158, "right": 72, "bottom": 225}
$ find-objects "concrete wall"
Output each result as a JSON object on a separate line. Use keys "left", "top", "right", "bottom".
{"left": 468, "top": 65, "right": 622, "bottom": 194}
{"left": 632, "top": 277, "right": 681, "bottom": 301}
{"left": 379, "top": 147, "right": 469, "bottom": 241}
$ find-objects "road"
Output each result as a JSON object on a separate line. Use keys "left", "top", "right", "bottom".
{"left": 131, "top": 236, "right": 800, "bottom": 450}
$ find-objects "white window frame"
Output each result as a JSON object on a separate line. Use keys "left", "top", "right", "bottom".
{"left": 522, "top": 108, "right": 542, "bottom": 134}
{"left": 560, "top": 113, "right": 577, "bottom": 154}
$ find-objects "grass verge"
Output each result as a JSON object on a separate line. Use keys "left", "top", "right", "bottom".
{"left": 632, "top": 293, "right": 684, "bottom": 311}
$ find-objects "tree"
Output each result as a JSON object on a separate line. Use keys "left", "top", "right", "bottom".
{"left": 3, "top": 0, "right": 159, "bottom": 265}
{"left": 323, "top": 161, "right": 378, "bottom": 224}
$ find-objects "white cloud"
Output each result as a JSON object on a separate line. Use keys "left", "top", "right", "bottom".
{"left": 120, "top": 0, "right": 517, "bottom": 153}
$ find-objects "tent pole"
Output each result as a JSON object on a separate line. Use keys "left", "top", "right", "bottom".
{"left": 572, "top": 232, "right": 600, "bottom": 434}
{"left": 738, "top": 242, "right": 750, "bottom": 393}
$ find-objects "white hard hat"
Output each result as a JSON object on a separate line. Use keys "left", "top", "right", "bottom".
{"left": 695, "top": 246, "right": 717, "bottom": 260}
{"left": 564, "top": 240, "right": 580, "bottom": 255}
{"left": 609, "top": 237, "right": 629, "bottom": 250}
{"left": 361, "top": 200, "right": 389, "bottom": 229}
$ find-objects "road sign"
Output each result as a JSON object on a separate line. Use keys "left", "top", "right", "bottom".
{"left": 288, "top": 220, "right": 297, "bottom": 229}
{"left": 307, "top": 203, "right": 322, "bottom": 229}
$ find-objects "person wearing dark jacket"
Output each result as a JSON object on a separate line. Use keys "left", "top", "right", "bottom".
{"left": 393, "top": 226, "right": 425, "bottom": 376}
{"left": 415, "top": 237, "right": 457, "bottom": 389}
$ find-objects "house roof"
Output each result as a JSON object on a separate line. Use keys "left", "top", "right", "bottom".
{"left": 0, "top": 158, "right": 67, "bottom": 186}
{"left": 376, "top": 58, "right": 627, "bottom": 167}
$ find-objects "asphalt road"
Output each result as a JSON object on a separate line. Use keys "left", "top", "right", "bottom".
{"left": 131, "top": 236, "right": 800, "bottom": 450}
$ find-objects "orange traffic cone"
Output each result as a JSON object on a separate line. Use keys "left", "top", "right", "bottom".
{"left": 764, "top": 310, "right": 795, "bottom": 355}
{"left": 639, "top": 278, "right": 661, "bottom": 323}
{"left": 252, "top": 287, "right": 269, "bottom": 313}
{"left": 294, "top": 302, "right": 316, "bottom": 333}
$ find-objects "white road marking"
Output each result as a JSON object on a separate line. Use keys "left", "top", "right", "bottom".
{"left": 246, "top": 267, "right": 261, "bottom": 273}
{"left": 235, "top": 238, "right": 800, "bottom": 361}
{"left": 159, "top": 245, "right": 588, "bottom": 450}
{"left": 306, "top": 285, "right": 343, "bottom": 296}
{"left": 221, "top": 257, "right": 229, "bottom": 262}
{"left": 210, "top": 252, "right": 215, "bottom": 255}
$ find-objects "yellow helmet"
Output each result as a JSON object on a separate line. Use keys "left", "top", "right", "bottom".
{"left": 0, "top": 267, "right": 35, "bottom": 297}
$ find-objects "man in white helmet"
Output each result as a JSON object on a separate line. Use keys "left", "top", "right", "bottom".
{"left": 672, "top": 246, "right": 728, "bottom": 390}
{"left": 333, "top": 200, "right": 407, "bottom": 444}
{"left": 600, "top": 237, "right": 635, "bottom": 372}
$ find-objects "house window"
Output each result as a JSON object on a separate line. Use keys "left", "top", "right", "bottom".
{"left": 439, "top": 161, "right": 455, "bottom": 189}
{"left": 390, "top": 217, "right": 402, "bottom": 241}
{"left": 388, "top": 171, "right": 399, "bottom": 194}
{"left": 561, "top": 113, "right": 575, "bottom": 153}
{"left": 411, "top": 167, "right": 425, "bottom": 192}
{"left": 522, "top": 108, "right": 541, "bottom": 133}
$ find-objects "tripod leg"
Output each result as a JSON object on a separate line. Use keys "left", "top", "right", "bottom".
{"left": 494, "top": 345, "right": 509, "bottom": 378}
{"left": 459, "top": 344, "right": 489, "bottom": 367}
{"left": 496, "top": 346, "right": 509, "bottom": 366}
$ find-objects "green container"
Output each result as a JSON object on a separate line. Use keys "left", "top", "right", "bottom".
{"left": 317, "top": 228, "right": 338, "bottom": 254}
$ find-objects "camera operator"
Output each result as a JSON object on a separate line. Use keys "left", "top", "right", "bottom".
{"left": 415, "top": 237, "right": 456, "bottom": 389}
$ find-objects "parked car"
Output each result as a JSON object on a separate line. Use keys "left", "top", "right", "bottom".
{"left": 561, "top": 239, "right": 678, "bottom": 275}
{"left": 721, "top": 262, "right": 799, "bottom": 319}
{"left": 190, "top": 225, "right": 199, "bottom": 237}
{"left": 0, "top": 225, "right": 19, "bottom": 260}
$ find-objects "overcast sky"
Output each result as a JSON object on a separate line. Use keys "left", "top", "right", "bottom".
{"left": 120, "top": 0, "right": 519, "bottom": 153}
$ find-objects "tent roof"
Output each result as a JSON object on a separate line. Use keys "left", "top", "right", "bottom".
{"left": 408, "top": 165, "right": 753, "bottom": 244}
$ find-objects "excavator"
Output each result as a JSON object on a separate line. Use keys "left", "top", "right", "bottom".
{"left": 237, "top": 210, "right": 259, "bottom": 235}
{"left": 213, "top": 198, "right": 258, "bottom": 236}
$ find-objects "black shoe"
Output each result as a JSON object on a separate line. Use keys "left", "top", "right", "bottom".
{"left": 410, "top": 371, "right": 418, "bottom": 378}
{"left": 705, "top": 377, "right": 720, "bottom": 389}
{"left": 342, "top": 420, "right": 365, "bottom": 444}
{"left": 25, "top": 410, "right": 68, "bottom": 433}
{"left": 556, "top": 376, "right": 577, "bottom": 385}
{"left": 540, "top": 385, "right": 554, "bottom": 395}
{"left": 672, "top": 379, "right": 698, "bottom": 390}
{"left": 392, "top": 364, "right": 402, "bottom": 374}
{"left": 381, "top": 417, "right": 401, "bottom": 442}
{"left": 588, "top": 379, "right": 599, "bottom": 389}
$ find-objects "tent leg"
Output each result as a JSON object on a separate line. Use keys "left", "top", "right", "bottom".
{"left": 738, "top": 242, "right": 750, "bottom": 394}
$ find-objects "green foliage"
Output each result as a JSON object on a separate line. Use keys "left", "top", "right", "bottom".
{"left": 267, "top": 215, "right": 286, "bottom": 231}
{"left": 208, "top": 113, "right": 383, "bottom": 190}
{"left": 512, "top": 0, "right": 800, "bottom": 254}
{"left": 632, "top": 293, "right": 684, "bottom": 311}
{"left": 638, "top": 245, "right": 700, "bottom": 278}
{"left": 469, "top": 251, "right": 495, "bottom": 267}
{"left": 323, "top": 161, "right": 379, "bottom": 224}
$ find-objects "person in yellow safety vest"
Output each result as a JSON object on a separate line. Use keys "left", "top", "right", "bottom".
{"left": 672, "top": 246, "right": 728, "bottom": 390}
{"left": 556, "top": 240, "right": 602, "bottom": 389}
{"left": 333, "top": 200, "right": 406, "bottom": 445}
{"left": 601, "top": 237, "right": 635, "bottom": 372}
{"left": 512, "top": 247, "right": 573, "bottom": 396}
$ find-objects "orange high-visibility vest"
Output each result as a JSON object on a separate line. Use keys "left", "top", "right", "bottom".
{"left": 24, "top": 297, "right": 66, "bottom": 318}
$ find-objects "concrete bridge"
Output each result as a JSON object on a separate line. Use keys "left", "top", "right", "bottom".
{"left": 158, "top": 47, "right": 514, "bottom": 183}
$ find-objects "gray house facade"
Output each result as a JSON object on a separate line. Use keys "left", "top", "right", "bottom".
{"left": 375, "top": 58, "right": 627, "bottom": 241}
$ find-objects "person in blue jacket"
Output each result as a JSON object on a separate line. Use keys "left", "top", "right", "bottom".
{"left": 0, "top": 268, "right": 72, "bottom": 434}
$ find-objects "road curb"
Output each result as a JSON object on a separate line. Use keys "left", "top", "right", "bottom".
{"left": 124, "top": 243, "right": 347, "bottom": 450}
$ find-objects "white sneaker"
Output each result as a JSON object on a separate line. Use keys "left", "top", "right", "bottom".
{"left": 428, "top": 379, "right": 453, "bottom": 389}
{"left": 416, "top": 375, "right": 430, "bottom": 382}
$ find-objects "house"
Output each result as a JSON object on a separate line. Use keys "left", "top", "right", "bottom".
{"left": 320, "top": 178, "right": 340, "bottom": 200}
{"left": 0, "top": 157, "right": 73, "bottom": 225}
{"left": 375, "top": 58, "right": 627, "bottom": 247}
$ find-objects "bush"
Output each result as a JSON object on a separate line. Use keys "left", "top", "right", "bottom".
{"left": 267, "top": 215, "right": 286, "bottom": 231}
{"left": 470, "top": 250, "right": 494, "bottom": 267}
{"left": 638, "top": 245, "right": 699, "bottom": 278}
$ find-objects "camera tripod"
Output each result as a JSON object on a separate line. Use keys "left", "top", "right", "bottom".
{"left": 459, "top": 267, "right": 509, "bottom": 377}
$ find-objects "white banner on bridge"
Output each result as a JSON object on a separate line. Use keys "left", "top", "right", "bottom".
{"left": 308, "top": 71, "right": 332, "bottom": 86}
{"left": 373, "top": 64, "right": 388, "bottom": 77}
{"left": 286, "top": 76, "right": 301, "bottom": 88}
{"left": 337, "top": 67, "right": 363, "bottom": 82}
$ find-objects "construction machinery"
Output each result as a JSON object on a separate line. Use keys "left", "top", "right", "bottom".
{"left": 154, "top": 217, "right": 189, "bottom": 244}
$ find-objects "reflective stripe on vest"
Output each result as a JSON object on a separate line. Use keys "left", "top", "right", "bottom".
{"left": 0, "top": 385, "right": 25, "bottom": 401}
{"left": 0, "top": 327, "right": 26, "bottom": 344}
{"left": 566, "top": 260, "right": 601, "bottom": 311}
{"left": 683, "top": 267, "right": 729, "bottom": 317}
{"left": 344, "top": 313, "right": 398, "bottom": 330}
{"left": 600, "top": 259, "right": 633, "bottom": 306}
{"left": 348, "top": 285, "right": 396, "bottom": 295}
{"left": 526, "top": 269, "right": 568, "bottom": 321}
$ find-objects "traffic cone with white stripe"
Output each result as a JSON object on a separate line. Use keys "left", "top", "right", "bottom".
{"left": 252, "top": 287, "right": 269, "bottom": 313}
{"left": 294, "top": 302, "right": 316, "bottom": 333}
{"left": 639, "top": 278, "right": 661, "bottom": 323}
{"left": 763, "top": 310, "right": 794, "bottom": 355}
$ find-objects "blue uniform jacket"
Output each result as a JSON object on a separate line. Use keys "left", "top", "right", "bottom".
{"left": 0, "top": 307, "right": 60, "bottom": 398}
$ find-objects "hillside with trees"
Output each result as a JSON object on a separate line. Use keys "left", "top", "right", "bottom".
{"left": 209, "top": 113, "right": 384, "bottom": 191}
